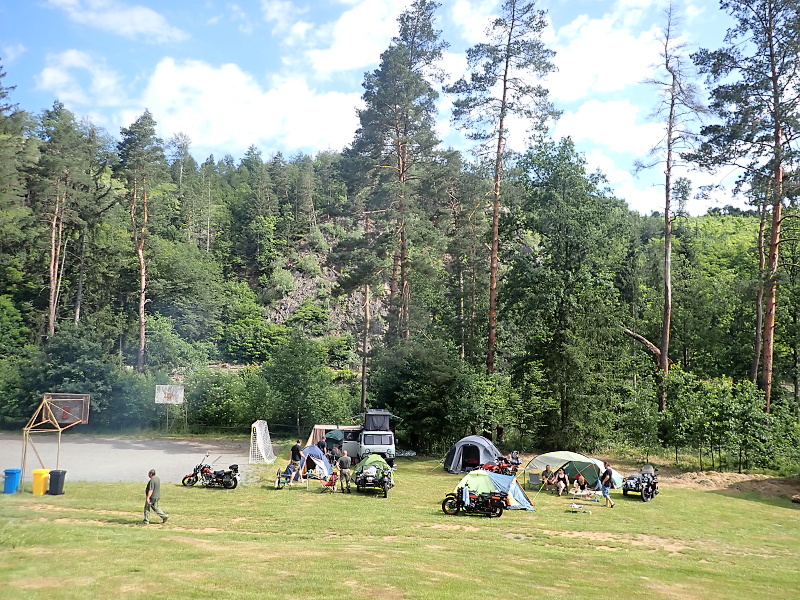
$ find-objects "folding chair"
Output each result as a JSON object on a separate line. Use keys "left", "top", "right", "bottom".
{"left": 527, "top": 472, "right": 541, "bottom": 491}
{"left": 320, "top": 472, "right": 338, "bottom": 493}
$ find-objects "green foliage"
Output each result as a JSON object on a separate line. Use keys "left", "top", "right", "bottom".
{"left": 268, "top": 268, "right": 295, "bottom": 296}
{"left": 0, "top": 294, "right": 30, "bottom": 356}
{"left": 260, "top": 335, "right": 356, "bottom": 435}
{"left": 146, "top": 314, "right": 211, "bottom": 373}
{"left": 371, "top": 338, "right": 486, "bottom": 454}
{"left": 286, "top": 298, "right": 329, "bottom": 336}
{"left": 296, "top": 253, "right": 321, "bottom": 276}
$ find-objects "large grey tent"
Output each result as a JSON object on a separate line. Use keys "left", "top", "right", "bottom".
{"left": 443, "top": 435, "right": 503, "bottom": 473}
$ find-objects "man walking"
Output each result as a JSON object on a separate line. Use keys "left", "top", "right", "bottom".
{"left": 289, "top": 439, "right": 305, "bottom": 485}
{"left": 600, "top": 461, "right": 615, "bottom": 508}
{"left": 143, "top": 469, "right": 169, "bottom": 524}
{"left": 337, "top": 450, "right": 352, "bottom": 493}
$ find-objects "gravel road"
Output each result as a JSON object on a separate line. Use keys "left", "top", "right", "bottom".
{"left": 0, "top": 432, "right": 259, "bottom": 485}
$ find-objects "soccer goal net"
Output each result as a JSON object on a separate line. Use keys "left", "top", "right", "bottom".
{"left": 250, "top": 420, "right": 277, "bottom": 464}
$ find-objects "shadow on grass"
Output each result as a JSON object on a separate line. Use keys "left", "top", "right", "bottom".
{"left": 709, "top": 486, "right": 800, "bottom": 510}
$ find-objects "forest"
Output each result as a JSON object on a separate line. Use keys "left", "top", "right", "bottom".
{"left": 1, "top": 0, "right": 799, "bottom": 472}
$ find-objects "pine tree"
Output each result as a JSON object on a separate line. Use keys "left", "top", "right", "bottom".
{"left": 446, "top": 0, "right": 557, "bottom": 373}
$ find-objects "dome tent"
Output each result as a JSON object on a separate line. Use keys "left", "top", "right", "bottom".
{"left": 453, "top": 469, "right": 533, "bottom": 510}
{"left": 443, "top": 435, "right": 503, "bottom": 473}
{"left": 300, "top": 445, "right": 334, "bottom": 479}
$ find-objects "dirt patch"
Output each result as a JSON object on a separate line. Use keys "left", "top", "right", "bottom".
{"left": 428, "top": 522, "right": 480, "bottom": 532}
{"left": 539, "top": 528, "right": 692, "bottom": 554}
{"left": 661, "top": 471, "right": 800, "bottom": 499}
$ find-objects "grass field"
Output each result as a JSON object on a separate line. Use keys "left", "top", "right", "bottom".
{"left": 1, "top": 456, "right": 799, "bottom": 600}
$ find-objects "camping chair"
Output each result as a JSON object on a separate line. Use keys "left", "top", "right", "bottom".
{"left": 320, "top": 472, "right": 338, "bottom": 493}
{"left": 527, "top": 472, "right": 541, "bottom": 491}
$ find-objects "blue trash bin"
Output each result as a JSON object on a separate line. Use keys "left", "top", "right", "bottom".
{"left": 3, "top": 468, "right": 22, "bottom": 494}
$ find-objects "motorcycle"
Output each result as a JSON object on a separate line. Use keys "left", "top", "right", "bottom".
{"left": 621, "top": 464, "right": 659, "bottom": 502}
{"left": 182, "top": 452, "right": 240, "bottom": 489}
{"left": 480, "top": 453, "right": 520, "bottom": 476}
{"left": 441, "top": 486, "right": 508, "bottom": 518}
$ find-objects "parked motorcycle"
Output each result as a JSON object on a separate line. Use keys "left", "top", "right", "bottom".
{"left": 480, "top": 454, "right": 519, "bottom": 476}
{"left": 621, "top": 464, "right": 659, "bottom": 502}
{"left": 441, "top": 486, "right": 508, "bottom": 517}
{"left": 182, "top": 452, "right": 239, "bottom": 489}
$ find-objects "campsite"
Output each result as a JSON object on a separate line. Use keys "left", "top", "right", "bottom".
{"left": 2, "top": 435, "right": 800, "bottom": 599}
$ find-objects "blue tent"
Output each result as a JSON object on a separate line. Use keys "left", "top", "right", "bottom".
{"left": 301, "top": 445, "right": 333, "bottom": 478}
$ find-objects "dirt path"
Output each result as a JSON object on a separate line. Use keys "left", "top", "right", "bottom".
{"left": 0, "top": 432, "right": 256, "bottom": 484}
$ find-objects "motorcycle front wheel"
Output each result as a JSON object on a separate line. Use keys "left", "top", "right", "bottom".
{"left": 441, "top": 496, "right": 460, "bottom": 515}
{"left": 223, "top": 477, "right": 238, "bottom": 489}
{"left": 641, "top": 487, "right": 652, "bottom": 502}
{"left": 182, "top": 475, "right": 198, "bottom": 486}
{"left": 382, "top": 482, "right": 389, "bottom": 498}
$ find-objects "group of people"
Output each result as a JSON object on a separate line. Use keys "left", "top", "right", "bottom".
{"left": 287, "top": 438, "right": 354, "bottom": 493}
{"left": 540, "top": 461, "right": 616, "bottom": 508}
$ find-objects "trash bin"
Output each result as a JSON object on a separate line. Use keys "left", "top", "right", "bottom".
{"left": 3, "top": 468, "right": 22, "bottom": 494}
{"left": 32, "top": 469, "right": 50, "bottom": 495}
{"left": 48, "top": 470, "right": 66, "bottom": 495}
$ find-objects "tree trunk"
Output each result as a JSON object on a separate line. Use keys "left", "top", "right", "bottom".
{"left": 74, "top": 230, "right": 87, "bottom": 325}
{"left": 131, "top": 177, "right": 148, "bottom": 373}
{"left": 751, "top": 201, "right": 767, "bottom": 381}
{"left": 47, "top": 187, "right": 65, "bottom": 338}
{"left": 361, "top": 282, "right": 370, "bottom": 413}
{"left": 487, "top": 31, "right": 513, "bottom": 374}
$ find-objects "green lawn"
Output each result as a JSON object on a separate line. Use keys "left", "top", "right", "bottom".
{"left": 1, "top": 457, "right": 798, "bottom": 599}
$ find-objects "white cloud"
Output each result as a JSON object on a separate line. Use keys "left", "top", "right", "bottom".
{"left": 35, "top": 50, "right": 125, "bottom": 107}
{"left": 2, "top": 43, "right": 27, "bottom": 64}
{"left": 450, "top": 0, "right": 497, "bottom": 45}
{"left": 46, "top": 0, "right": 188, "bottom": 43}
{"left": 138, "top": 58, "right": 360, "bottom": 157}
{"left": 260, "top": 0, "right": 311, "bottom": 43}
{"left": 228, "top": 3, "right": 254, "bottom": 35}
{"left": 546, "top": 11, "right": 662, "bottom": 102}
{"left": 554, "top": 99, "right": 663, "bottom": 155}
{"left": 305, "top": 0, "right": 403, "bottom": 77}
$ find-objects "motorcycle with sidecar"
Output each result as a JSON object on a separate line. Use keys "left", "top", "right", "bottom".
{"left": 621, "top": 464, "right": 659, "bottom": 502}
{"left": 441, "top": 486, "right": 508, "bottom": 517}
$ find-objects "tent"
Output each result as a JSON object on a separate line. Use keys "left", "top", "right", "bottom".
{"left": 453, "top": 469, "right": 534, "bottom": 510}
{"left": 443, "top": 435, "right": 503, "bottom": 473}
{"left": 523, "top": 451, "right": 623, "bottom": 488}
{"left": 300, "top": 445, "right": 334, "bottom": 479}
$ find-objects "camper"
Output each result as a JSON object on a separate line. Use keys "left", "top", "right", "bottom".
{"left": 307, "top": 409, "right": 397, "bottom": 466}
{"left": 343, "top": 409, "right": 396, "bottom": 466}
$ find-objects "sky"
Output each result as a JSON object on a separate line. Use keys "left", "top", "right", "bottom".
{"left": 0, "top": 0, "right": 742, "bottom": 215}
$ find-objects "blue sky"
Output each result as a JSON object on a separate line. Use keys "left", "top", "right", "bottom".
{"left": 0, "top": 0, "right": 738, "bottom": 214}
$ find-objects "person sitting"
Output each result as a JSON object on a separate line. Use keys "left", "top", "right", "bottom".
{"left": 541, "top": 465, "right": 556, "bottom": 490}
{"left": 554, "top": 468, "right": 570, "bottom": 496}
{"left": 570, "top": 472, "right": 589, "bottom": 495}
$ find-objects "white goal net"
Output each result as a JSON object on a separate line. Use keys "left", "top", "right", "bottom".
{"left": 250, "top": 420, "right": 277, "bottom": 464}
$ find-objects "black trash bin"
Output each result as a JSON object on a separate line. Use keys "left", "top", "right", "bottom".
{"left": 48, "top": 470, "right": 66, "bottom": 495}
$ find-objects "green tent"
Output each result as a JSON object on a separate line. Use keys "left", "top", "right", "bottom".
{"left": 523, "top": 451, "right": 623, "bottom": 488}
{"left": 454, "top": 469, "right": 533, "bottom": 510}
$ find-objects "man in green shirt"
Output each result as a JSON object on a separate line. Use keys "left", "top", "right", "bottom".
{"left": 337, "top": 450, "right": 352, "bottom": 493}
{"left": 143, "top": 469, "right": 169, "bottom": 524}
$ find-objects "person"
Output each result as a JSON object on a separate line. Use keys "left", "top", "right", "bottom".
{"left": 337, "top": 450, "right": 352, "bottom": 493}
{"left": 554, "top": 467, "right": 570, "bottom": 496}
{"left": 600, "top": 461, "right": 615, "bottom": 508}
{"left": 316, "top": 438, "right": 327, "bottom": 452}
{"left": 541, "top": 465, "right": 555, "bottom": 491}
{"left": 570, "top": 472, "right": 588, "bottom": 495}
{"left": 289, "top": 439, "right": 305, "bottom": 485}
{"left": 143, "top": 469, "right": 168, "bottom": 524}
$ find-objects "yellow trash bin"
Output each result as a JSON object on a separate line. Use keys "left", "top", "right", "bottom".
{"left": 32, "top": 469, "right": 50, "bottom": 495}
